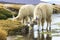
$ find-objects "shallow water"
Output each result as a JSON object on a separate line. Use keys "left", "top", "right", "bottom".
{"left": 7, "top": 14, "right": 60, "bottom": 40}
{"left": 51, "top": 14, "right": 60, "bottom": 40}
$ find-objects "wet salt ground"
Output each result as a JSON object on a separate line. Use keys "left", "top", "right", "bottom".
{"left": 52, "top": 14, "right": 60, "bottom": 40}
{"left": 52, "top": 14, "right": 60, "bottom": 29}
{"left": 7, "top": 14, "right": 60, "bottom": 40}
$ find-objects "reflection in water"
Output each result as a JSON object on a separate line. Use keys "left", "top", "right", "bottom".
{"left": 46, "top": 29, "right": 52, "bottom": 40}
{"left": 46, "top": 34, "right": 52, "bottom": 40}
{"left": 41, "top": 28, "right": 52, "bottom": 40}
{"left": 41, "top": 34, "right": 45, "bottom": 40}
{"left": 31, "top": 24, "right": 52, "bottom": 40}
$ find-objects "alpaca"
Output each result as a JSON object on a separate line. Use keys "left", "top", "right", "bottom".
{"left": 11, "top": 5, "right": 35, "bottom": 40}
{"left": 34, "top": 3, "right": 53, "bottom": 30}
{"left": 33, "top": 3, "right": 53, "bottom": 39}
{"left": 13, "top": 5, "right": 35, "bottom": 24}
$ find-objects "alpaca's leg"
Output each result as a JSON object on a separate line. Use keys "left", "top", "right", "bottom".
{"left": 49, "top": 22, "right": 51, "bottom": 32}
{"left": 37, "top": 19, "right": 41, "bottom": 40}
{"left": 23, "top": 16, "right": 28, "bottom": 25}
{"left": 46, "top": 16, "right": 51, "bottom": 32}
{"left": 46, "top": 17, "right": 49, "bottom": 32}
{"left": 41, "top": 18, "right": 45, "bottom": 32}
{"left": 23, "top": 18, "right": 24, "bottom": 23}
{"left": 46, "top": 21, "right": 49, "bottom": 32}
{"left": 49, "top": 17, "right": 51, "bottom": 32}
{"left": 46, "top": 18, "right": 49, "bottom": 32}
{"left": 30, "top": 17, "right": 32, "bottom": 24}
{"left": 27, "top": 16, "right": 32, "bottom": 24}
{"left": 25, "top": 16, "right": 28, "bottom": 24}
{"left": 41, "top": 18, "right": 45, "bottom": 40}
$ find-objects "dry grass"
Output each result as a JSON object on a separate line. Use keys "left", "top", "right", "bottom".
{"left": 0, "top": 29, "right": 7, "bottom": 40}
{"left": 0, "top": 20, "right": 24, "bottom": 30}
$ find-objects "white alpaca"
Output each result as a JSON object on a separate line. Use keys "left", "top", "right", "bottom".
{"left": 13, "top": 5, "right": 35, "bottom": 24}
{"left": 34, "top": 3, "right": 53, "bottom": 29}
{"left": 11, "top": 5, "right": 35, "bottom": 40}
{"left": 33, "top": 3, "right": 53, "bottom": 39}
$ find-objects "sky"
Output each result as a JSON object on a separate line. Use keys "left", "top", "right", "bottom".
{"left": 0, "top": 0, "right": 40, "bottom": 4}
{"left": 41, "top": 0, "right": 60, "bottom": 4}
{"left": 0, "top": 0, "right": 60, "bottom": 4}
